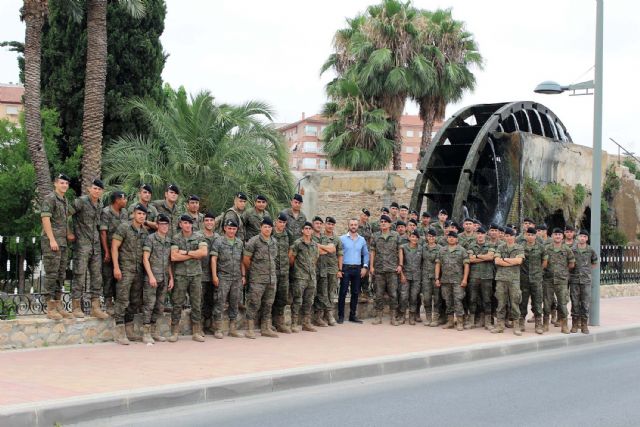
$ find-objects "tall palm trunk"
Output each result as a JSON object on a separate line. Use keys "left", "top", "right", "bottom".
{"left": 81, "top": 0, "right": 108, "bottom": 194}
{"left": 418, "top": 97, "right": 445, "bottom": 160}
{"left": 22, "top": 0, "right": 52, "bottom": 201}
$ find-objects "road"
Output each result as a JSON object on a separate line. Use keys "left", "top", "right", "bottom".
{"left": 84, "top": 337, "right": 640, "bottom": 427}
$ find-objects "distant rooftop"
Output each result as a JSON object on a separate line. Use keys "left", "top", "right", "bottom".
{"left": 0, "top": 83, "right": 24, "bottom": 104}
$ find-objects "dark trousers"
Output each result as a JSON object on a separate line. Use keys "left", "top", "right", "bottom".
{"left": 339, "top": 265, "right": 361, "bottom": 320}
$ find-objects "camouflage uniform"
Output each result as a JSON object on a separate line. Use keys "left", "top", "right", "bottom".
{"left": 467, "top": 241, "right": 495, "bottom": 318}
{"left": 520, "top": 241, "right": 547, "bottom": 318}
{"left": 151, "top": 200, "right": 181, "bottom": 235}
{"left": 437, "top": 245, "right": 469, "bottom": 317}
{"left": 242, "top": 208, "right": 271, "bottom": 242}
{"left": 283, "top": 208, "right": 307, "bottom": 239}
{"left": 458, "top": 232, "right": 477, "bottom": 250}
{"left": 370, "top": 231, "right": 400, "bottom": 313}
{"left": 433, "top": 222, "right": 446, "bottom": 237}
{"left": 290, "top": 238, "right": 319, "bottom": 318}
{"left": 318, "top": 233, "right": 342, "bottom": 310}
{"left": 112, "top": 223, "right": 148, "bottom": 324}
{"left": 541, "top": 239, "right": 557, "bottom": 315}
{"left": 570, "top": 245, "right": 598, "bottom": 320}
{"left": 400, "top": 243, "right": 423, "bottom": 315}
{"left": 421, "top": 243, "right": 441, "bottom": 320}
{"left": 312, "top": 234, "right": 330, "bottom": 312}
{"left": 221, "top": 208, "right": 246, "bottom": 242}
{"left": 186, "top": 211, "right": 205, "bottom": 232}
{"left": 70, "top": 195, "right": 103, "bottom": 300}
{"left": 397, "top": 233, "right": 409, "bottom": 247}
{"left": 244, "top": 234, "right": 278, "bottom": 323}
{"left": 40, "top": 192, "right": 70, "bottom": 297}
{"left": 171, "top": 231, "right": 207, "bottom": 325}
{"left": 271, "top": 229, "right": 293, "bottom": 318}
{"left": 142, "top": 232, "right": 172, "bottom": 324}
{"left": 544, "top": 243, "right": 575, "bottom": 319}
{"left": 200, "top": 232, "right": 219, "bottom": 323}
{"left": 211, "top": 236, "right": 244, "bottom": 321}
{"left": 494, "top": 243, "right": 525, "bottom": 322}
{"left": 100, "top": 206, "right": 129, "bottom": 300}
{"left": 128, "top": 202, "right": 158, "bottom": 228}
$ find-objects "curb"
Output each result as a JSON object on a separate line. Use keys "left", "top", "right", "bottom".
{"left": 3, "top": 324, "right": 640, "bottom": 426}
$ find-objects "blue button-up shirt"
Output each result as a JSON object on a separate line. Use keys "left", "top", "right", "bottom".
{"left": 340, "top": 233, "right": 370, "bottom": 267}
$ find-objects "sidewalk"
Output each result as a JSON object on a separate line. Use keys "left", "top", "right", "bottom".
{"left": 1, "top": 297, "right": 638, "bottom": 424}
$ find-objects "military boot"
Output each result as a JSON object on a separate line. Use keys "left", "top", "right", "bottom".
{"left": 90, "top": 298, "right": 109, "bottom": 320}
{"left": 228, "top": 320, "right": 244, "bottom": 338}
{"left": 505, "top": 318, "right": 513, "bottom": 328}
{"left": 465, "top": 314, "right": 475, "bottom": 330}
{"left": 442, "top": 315, "right": 454, "bottom": 329}
{"left": 513, "top": 320, "right": 522, "bottom": 336}
{"left": 408, "top": 312, "right": 416, "bottom": 325}
{"left": 213, "top": 320, "right": 224, "bottom": 339}
{"left": 415, "top": 311, "right": 422, "bottom": 323}
{"left": 429, "top": 313, "right": 439, "bottom": 327}
{"left": 72, "top": 299, "right": 85, "bottom": 318}
{"left": 56, "top": 300, "right": 74, "bottom": 319}
{"left": 203, "top": 318, "right": 214, "bottom": 335}
{"left": 581, "top": 317, "right": 590, "bottom": 334}
{"left": 456, "top": 316, "right": 464, "bottom": 331}
{"left": 261, "top": 320, "right": 279, "bottom": 338}
{"left": 105, "top": 299, "right": 115, "bottom": 316}
{"left": 534, "top": 316, "right": 544, "bottom": 335}
{"left": 151, "top": 323, "right": 166, "bottom": 342}
{"left": 372, "top": 311, "right": 382, "bottom": 325}
{"left": 475, "top": 314, "right": 483, "bottom": 328}
{"left": 570, "top": 316, "right": 580, "bottom": 333}
{"left": 424, "top": 312, "right": 432, "bottom": 326}
{"left": 527, "top": 316, "right": 535, "bottom": 323}
{"left": 114, "top": 324, "right": 130, "bottom": 345}
{"left": 543, "top": 315, "right": 550, "bottom": 332}
{"left": 390, "top": 313, "right": 399, "bottom": 326}
{"left": 46, "top": 300, "right": 63, "bottom": 321}
{"left": 552, "top": 309, "right": 560, "bottom": 327}
{"left": 167, "top": 323, "right": 180, "bottom": 343}
{"left": 518, "top": 317, "right": 525, "bottom": 333}
{"left": 560, "top": 318, "right": 570, "bottom": 334}
{"left": 491, "top": 320, "right": 505, "bottom": 334}
{"left": 302, "top": 315, "right": 317, "bottom": 332}
{"left": 397, "top": 310, "right": 406, "bottom": 325}
{"left": 314, "top": 311, "right": 328, "bottom": 327}
{"left": 325, "top": 310, "right": 337, "bottom": 326}
{"left": 125, "top": 322, "right": 142, "bottom": 342}
{"left": 275, "top": 315, "right": 292, "bottom": 334}
{"left": 142, "top": 324, "right": 154, "bottom": 344}
{"left": 192, "top": 322, "right": 205, "bottom": 342}
{"left": 438, "top": 312, "right": 447, "bottom": 325}
{"left": 484, "top": 314, "right": 493, "bottom": 331}
{"left": 291, "top": 314, "right": 302, "bottom": 333}
{"left": 245, "top": 320, "right": 257, "bottom": 339}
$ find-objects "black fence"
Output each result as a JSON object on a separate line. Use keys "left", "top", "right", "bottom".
{"left": 601, "top": 245, "right": 640, "bottom": 284}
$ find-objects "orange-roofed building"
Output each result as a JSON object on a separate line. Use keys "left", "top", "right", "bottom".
{"left": 0, "top": 83, "right": 24, "bottom": 124}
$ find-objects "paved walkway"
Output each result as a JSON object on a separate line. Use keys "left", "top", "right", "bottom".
{"left": 1, "top": 297, "right": 638, "bottom": 407}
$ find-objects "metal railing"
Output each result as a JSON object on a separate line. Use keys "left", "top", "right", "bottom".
{"left": 600, "top": 245, "right": 640, "bottom": 284}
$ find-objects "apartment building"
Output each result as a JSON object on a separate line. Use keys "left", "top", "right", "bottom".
{"left": 0, "top": 83, "right": 24, "bottom": 124}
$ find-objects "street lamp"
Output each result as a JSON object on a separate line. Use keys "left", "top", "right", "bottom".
{"left": 534, "top": 0, "right": 603, "bottom": 326}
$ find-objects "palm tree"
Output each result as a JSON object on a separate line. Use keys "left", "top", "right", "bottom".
{"left": 21, "top": 0, "right": 52, "bottom": 200}
{"left": 81, "top": 0, "right": 145, "bottom": 194}
{"left": 103, "top": 87, "right": 294, "bottom": 214}
{"left": 414, "top": 8, "right": 483, "bottom": 154}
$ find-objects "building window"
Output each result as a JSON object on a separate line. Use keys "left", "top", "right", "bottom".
{"left": 303, "top": 141, "right": 317, "bottom": 153}
{"left": 302, "top": 158, "right": 317, "bottom": 169}
{"left": 6, "top": 106, "right": 19, "bottom": 115}
{"left": 305, "top": 125, "right": 318, "bottom": 136}
{"left": 419, "top": 131, "right": 423, "bottom": 137}
{"left": 405, "top": 146, "right": 414, "bottom": 153}
{"left": 405, "top": 163, "right": 413, "bottom": 169}
{"left": 319, "top": 159, "right": 328, "bottom": 170}
{"left": 406, "top": 130, "right": 414, "bottom": 137}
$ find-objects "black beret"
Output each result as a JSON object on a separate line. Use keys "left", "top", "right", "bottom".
{"left": 293, "top": 194, "right": 303, "bottom": 203}
{"left": 578, "top": 229, "right": 590, "bottom": 236}
{"left": 523, "top": 217, "right": 534, "bottom": 224}
{"left": 473, "top": 219, "right": 481, "bottom": 225}
{"left": 204, "top": 212, "right": 216, "bottom": 219}
{"left": 421, "top": 211, "right": 431, "bottom": 217}
{"left": 477, "top": 227, "right": 487, "bottom": 234}
{"left": 235, "top": 192, "right": 248, "bottom": 200}
{"left": 56, "top": 173, "right": 70, "bottom": 182}
{"left": 188, "top": 194, "right": 200, "bottom": 202}
{"left": 380, "top": 214, "right": 392, "bottom": 223}
{"left": 526, "top": 227, "right": 537, "bottom": 234}
{"left": 498, "top": 226, "right": 505, "bottom": 233}
{"left": 261, "top": 217, "right": 273, "bottom": 227}
{"left": 133, "top": 203, "right": 148, "bottom": 214}
{"left": 381, "top": 207, "right": 390, "bottom": 213}
{"left": 438, "top": 209, "right": 448, "bottom": 215}
{"left": 565, "top": 225, "right": 575, "bottom": 231}
{"left": 157, "top": 213, "right": 170, "bottom": 223}
{"left": 410, "top": 209, "right": 418, "bottom": 215}
{"left": 536, "top": 224, "right": 548, "bottom": 230}
{"left": 166, "top": 183, "right": 180, "bottom": 194}
{"left": 179, "top": 214, "right": 193, "bottom": 223}
{"left": 411, "top": 230, "right": 420, "bottom": 238}
{"left": 399, "top": 204, "right": 409, "bottom": 210}
{"left": 390, "top": 202, "right": 399, "bottom": 208}
{"left": 463, "top": 217, "right": 474, "bottom": 223}
{"left": 446, "top": 231, "right": 458, "bottom": 238}
{"left": 552, "top": 227, "right": 564, "bottom": 234}
{"left": 396, "top": 220, "right": 406, "bottom": 227}
{"left": 504, "top": 227, "right": 516, "bottom": 236}
{"left": 409, "top": 219, "right": 418, "bottom": 225}
{"left": 303, "top": 221, "right": 313, "bottom": 228}
{"left": 325, "top": 216, "right": 336, "bottom": 224}
{"left": 225, "top": 219, "right": 239, "bottom": 228}
{"left": 489, "top": 223, "right": 500, "bottom": 230}
{"left": 140, "top": 183, "right": 153, "bottom": 193}
{"left": 92, "top": 178, "right": 104, "bottom": 189}
{"left": 427, "top": 228, "right": 437, "bottom": 236}
{"left": 277, "top": 212, "right": 288, "bottom": 222}
{"left": 255, "top": 194, "right": 267, "bottom": 201}
{"left": 312, "top": 216, "right": 324, "bottom": 223}
{"left": 361, "top": 208, "right": 371, "bottom": 217}
{"left": 110, "top": 191, "right": 126, "bottom": 202}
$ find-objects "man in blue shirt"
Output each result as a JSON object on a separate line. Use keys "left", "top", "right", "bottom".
{"left": 338, "top": 218, "right": 370, "bottom": 323}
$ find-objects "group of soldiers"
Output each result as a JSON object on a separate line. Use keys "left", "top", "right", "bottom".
{"left": 39, "top": 173, "right": 598, "bottom": 346}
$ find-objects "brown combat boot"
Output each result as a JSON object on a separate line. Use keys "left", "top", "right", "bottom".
{"left": 291, "top": 314, "right": 302, "bottom": 333}
{"left": 125, "top": 322, "right": 142, "bottom": 342}
{"left": 325, "top": 310, "right": 337, "bottom": 326}
{"left": 114, "top": 323, "right": 130, "bottom": 345}
{"left": 203, "top": 318, "right": 214, "bottom": 335}
{"left": 552, "top": 309, "right": 560, "bottom": 327}
{"left": 167, "top": 323, "right": 180, "bottom": 342}
{"left": 456, "top": 316, "right": 464, "bottom": 331}
{"left": 105, "top": 299, "right": 115, "bottom": 316}
{"left": 505, "top": 318, "right": 513, "bottom": 328}
{"left": 390, "top": 312, "right": 399, "bottom": 326}
{"left": 275, "top": 315, "right": 292, "bottom": 334}
{"left": 91, "top": 298, "right": 109, "bottom": 320}
{"left": 142, "top": 324, "right": 154, "bottom": 344}
{"left": 302, "top": 315, "right": 317, "bottom": 332}
{"left": 192, "top": 322, "right": 205, "bottom": 342}
{"left": 570, "top": 317, "right": 580, "bottom": 333}
{"left": 46, "top": 299, "right": 63, "bottom": 321}
{"left": 408, "top": 312, "right": 416, "bottom": 325}
{"left": 484, "top": 314, "right": 493, "bottom": 331}
{"left": 314, "top": 310, "right": 328, "bottom": 327}
{"left": 261, "top": 320, "right": 279, "bottom": 338}
{"left": 543, "top": 315, "right": 550, "bottom": 332}
{"left": 213, "top": 320, "right": 224, "bottom": 339}
{"left": 245, "top": 319, "right": 257, "bottom": 339}
{"left": 56, "top": 300, "right": 74, "bottom": 319}
{"left": 513, "top": 320, "right": 522, "bottom": 336}
{"left": 581, "top": 317, "right": 590, "bottom": 334}
{"left": 491, "top": 320, "right": 505, "bottom": 334}
{"left": 560, "top": 317, "right": 570, "bottom": 334}
{"left": 151, "top": 323, "right": 166, "bottom": 342}
{"left": 465, "top": 314, "right": 475, "bottom": 330}
{"left": 429, "top": 313, "right": 439, "bottom": 327}
{"left": 372, "top": 311, "right": 382, "bottom": 325}
{"left": 518, "top": 317, "right": 525, "bottom": 333}
{"left": 228, "top": 320, "right": 244, "bottom": 338}
{"left": 415, "top": 311, "right": 422, "bottom": 323}
{"left": 72, "top": 299, "right": 85, "bottom": 318}
{"left": 442, "top": 315, "right": 454, "bottom": 329}
{"left": 535, "top": 316, "right": 544, "bottom": 335}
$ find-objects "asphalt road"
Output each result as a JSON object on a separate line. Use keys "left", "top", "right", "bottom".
{"left": 85, "top": 337, "right": 640, "bottom": 427}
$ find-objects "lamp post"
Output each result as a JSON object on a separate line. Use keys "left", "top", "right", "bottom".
{"left": 535, "top": 0, "right": 603, "bottom": 326}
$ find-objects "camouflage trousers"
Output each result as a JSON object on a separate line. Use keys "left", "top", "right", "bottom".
{"left": 441, "top": 281, "right": 466, "bottom": 317}
{"left": 103, "top": 260, "right": 117, "bottom": 300}
{"left": 467, "top": 278, "right": 493, "bottom": 316}
{"left": 71, "top": 244, "right": 103, "bottom": 300}
{"left": 41, "top": 238, "right": 68, "bottom": 298}
{"left": 314, "top": 273, "right": 337, "bottom": 311}
{"left": 292, "top": 277, "right": 316, "bottom": 318}
{"left": 114, "top": 267, "right": 144, "bottom": 324}
{"left": 374, "top": 272, "right": 398, "bottom": 312}
{"left": 520, "top": 276, "right": 543, "bottom": 318}
{"left": 544, "top": 279, "right": 568, "bottom": 318}
{"left": 398, "top": 279, "right": 421, "bottom": 313}
{"left": 542, "top": 277, "right": 557, "bottom": 313}
{"left": 142, "top": 277, "right": 168, "bottom": 324}
{"left": 213, "top": 276, "right": 242, "bottom": 321}
{"left": 496, "top": 279, "right": 521, "bottom": 321}
{"left": 201, "top": 280, "right": 216, "bottom": 321}
{"left": 421, "top": 278, "right": 441, "bottom": 318}
{"left": 246, "top": 281, "right": 276, "bottom": 322}
{"left": 272, "top": 273, "right": 290, "bottom": 317}
{"left": 172, "top": 274, "right": 202, "bottom": 325}
{"left": 570, "top": 281, "right": 591, "bottom": 319}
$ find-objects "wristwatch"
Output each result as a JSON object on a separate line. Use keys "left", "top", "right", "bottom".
{"left": 363, "top": 264, "right": 369, "bottom": 269}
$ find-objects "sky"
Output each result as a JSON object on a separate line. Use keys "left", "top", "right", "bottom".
{"left": 0, "top": 0, "right": 637, "bottom": 156}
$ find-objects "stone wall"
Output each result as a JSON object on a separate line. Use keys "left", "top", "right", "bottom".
{"left": 613, "top": 165, "right": 640, "bottom": 243}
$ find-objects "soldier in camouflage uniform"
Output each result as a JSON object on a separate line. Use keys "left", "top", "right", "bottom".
{"left": 435, "top": 231, "right": 470, "bottom": 331}
{"left": 519, "top": 227, "right": 548, "bottom": 334}
{"left": 458, "top": 218, "right": 477, "bottom": 250}
{"left": 357, "top": 208, "right": 373, "bottom": 301}
{"left": 111, "top": 204, "right": 149, "bottom": 345}
{"left": 242, "top": 194, "right": 271, "bottom": 242}
{"left": 151, "top": 184, "right": 182, "bottom": 236}
{"left": 538, "top": 224, "right": 558, "bottom": 329}
{"left": 433, "top": 209, "right": 448, "bottom": 237}
{"left": 221, "top": 192, "right": 248, "bottom": 241}
{"left": 271, "top": 212, "right": 293, "bottom": 333}
{"left": 243, "top": 217, "right": 278, "bottom": 338}
{"left": 492, "top": 228, "right": 524, "bottom": 335}
{"left": 141, "top": 214, "right": 173, "bottom": 343}
{"left": 169, "top": 215, "right": 208, "bottom": 342}
{"left": 318, "top": 217, "right": 342, "bottom": 326}
{"left": 369, "top": 207, "right": 389, "bottom": 235}
{"left": 289, "top": 222, "right": 319, "bottom": 332}
{"left": 41, "top": 174, "right": 73, "bottom": 320}
{"left": 211, "top": 219, "right": 245, "bottom": 338}
{"left": 101, "top": 191, "right": 129, "bottom": 314}
{"left": 421, "top": 229, "right": 441, "bottom": 327}
{"left": 200, "top": 212, "right": 219, "bottom": 336}
{"left": 184, "top": 195, "right": 205, "bottom": 231}
{"left": 128, "top": 184, "right": 158, "bottom": 232}
{"left": 544, "top": 228, "right": 576, "bottom": 333}
{"left": 283, "top": 194, "right": 307, "bottom": 239}
{"left": 396, "top": 221, "right": 409, "bottom": 246}
{"left": 399, "top": 231, "right": 422, "bottom": 325}
{"left": 467, "top": 227, "right": 495, "bottom": 330}
{"left": 570, "top": 229, "right": 598, "bottom": 334}
{"left": 370, "top": 214, "right": 402, "bottom": 326}
{"left": 417, "top": 212, "right": 432, "bottom": 237}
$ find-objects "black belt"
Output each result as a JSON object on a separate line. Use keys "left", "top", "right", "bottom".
{"left": 343, "top": 264, "right": 361, "bottom": 268}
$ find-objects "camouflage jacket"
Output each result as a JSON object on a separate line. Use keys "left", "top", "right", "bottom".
{"left": 244, "top": 234, "right": 277, "bottom": 285}
{"left": 171, "top": 231, "right": 207, "bottom": 277}
{"left": 545, "top": 243, "right": 575, "bottom": 284}
{"left": 458, "top": 232, "right": 477, "bottom": 250}
{"left": 370, "top": 231, "right": 400, "bottom": 273}
{"left": 321, "top": 233, "right": 343, "bottom": 275}
{"left": 100, "top": 206, "right": 129, "bottom": 247}
{"left": 221, "top": 208, "right": 246, "bottom": 241}
{"left": 242, "top": 207, "right": 271, "bottom": 242}
{"left": 143, "top": 232, "right": 172, "bottom": 281}
{"left": 200, "top": 232, "right": 219, "bottom": 282}
{"left": 571, "top": 245, "right": 598, "bottom": 285}
{"left": 283, "top": 208, "right": 307, "bottom": 239}
{"left": 113, "top": 222, "right": 148, "bottom": 272}
{"left": 401, "top": 243, "right": 423, "bottom": 281}
{"left": 291, "top": 238, "right": 319, "bottom": 281}
{"left": 494, "top": 243, "right": 525, "bottom": 282}
{"left": 211, "top": 236, "right": 244, "bottom": 279}
{"left": 127, "top": 201, "right": 158, "bottom": 225}
{"left": 272, "top": 229, "right": 293, "bottom": 276}
{"left": 421, "top": 243, "right": 440, "bottom": 280}
{"left": 41, "top": 192, "right": 69, "bottom": 246}
{"left": 357, "top": 222, "right": 373, "bottom": 245}
{"left": 467, "top": 241, "right": 495, "bottom": 281}
{"left": 436, "top": 245, "right": 469, "bottom": 283}
{"left": 151, "top": 200, "right": 182, "bottom": 235}
{"left": 70, "top": 195, "right": 102, "bottom": 248}
{"left": 521, "top": 241, "right": 548, "bottom": 283}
